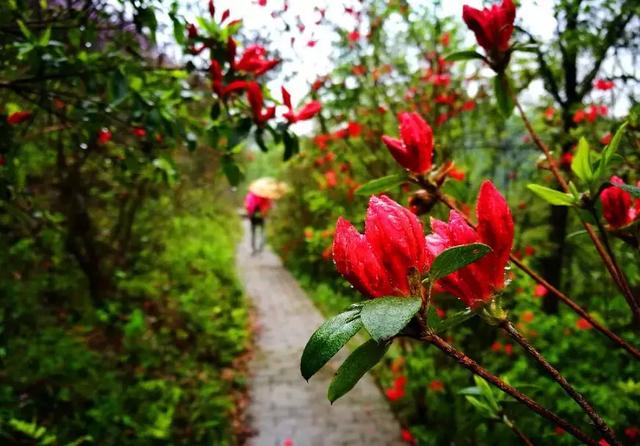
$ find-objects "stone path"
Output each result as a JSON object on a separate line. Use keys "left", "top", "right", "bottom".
{"left": 236, "top": 221, "right": 404, "bottom": 446}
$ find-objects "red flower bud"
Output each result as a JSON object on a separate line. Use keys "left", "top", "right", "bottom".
{"left": 594, "top": 79, "right": 614, "bottom": 91}
{"left": 333, "top": 196, "right": 428, "bottom": 298}
{"left": 425, "top": 181, "right": 514, "bottom": 307}
{"left": 281, "top": 86, "right": 322, "bottom": 123}
{"left": 97, "top": 128, "right": 112, "bottom": 145}
{"left": 462, "top": 0, "right": 515, "bottom": 54}
{"left": 600, "top": 176, "right": 635, "bottom": 228}
{"left": 187, "top": 23, "right": 198, "bottom": 39}
{"left": 382, "top": 112, "right": 434, "bottom": 174}
{"left": 7, "top": 111, "right": 32, "bottom": 125}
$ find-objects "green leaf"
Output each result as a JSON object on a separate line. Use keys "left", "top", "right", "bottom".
{"left": 464, "top": 395, "right": 497, "bottom": 418}
{"left": 595, "top": 121, "right": 628, "bottom": 180}
{"left": 431, "top": 309, "right": 476, "bottom": 333}
{"left": 445, "top": 50, "right": 485, "bottom": 62}
{"left": 493, "top": 73, "right": 514, "bottom": 117}
{"left": 282, "top": 130, "right": 299, "bottom": 160}
{"left": 429, "top": 243, "right": 492, "bottom": 281}
{"left": 16, "top": 20, "right": 33, "bottom": 40}
{"left": 474, "top": 376, "right": 501, "bottom": 413}
{"left": 360, "top": 297, "right": 421, "bottom": 343}
{"left": 527, "top": 184, "right": 576, "bottom": 206}
{"left": 300, "top": 309, "right": 363, "bottom": 380}
{"left": 511, "top": 44, "right": 539, "bottom": 53}
{"left": 616, "top": 183, "right": 640, "bottom": 198}
{"left": 355, "top": 174, "right": 406, "bottom": 196}
{"left": 328, "top": 339, "right": 388, "bottom": 403}
{"left": 221, "top": 156, "right": 243, "bottom": 186}
{"left": 571, "top": 137, "right": 593, "bottom": 183}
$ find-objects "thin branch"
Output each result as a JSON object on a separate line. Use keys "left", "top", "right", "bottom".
{"left": 501, "top": 320, "right": 621, "bottom": 446}
{"left": 424, "top": 332, "right": 598, "bottom": 446}
{"left": 513, "top": 98, "right": 640, "bottom": 323}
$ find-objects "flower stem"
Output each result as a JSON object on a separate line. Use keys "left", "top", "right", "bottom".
{"left": 432, "top": 190, "right": 640, "bottom": 360}
{"left": 513, "top": 98, "right": 640, "bottom": 324}
{"left": 500, "top": 320, "right": 621, "bottom": 446}
{"left": 423, "top": 332, "right": 598, "bottom": 446}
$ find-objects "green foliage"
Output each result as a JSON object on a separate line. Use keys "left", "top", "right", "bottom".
{"left": 360, "top": 297, "right": 422, "bottom": 343}
{"left": 327, "top": 339, "right": 389, "bottom": 403}
{"left": 300, "top": 307, "right": 363, "bottom": 381}
{"left": 428, "top": 244, "right": 492, "bottom": 281}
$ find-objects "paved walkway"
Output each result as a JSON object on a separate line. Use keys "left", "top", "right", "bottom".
{"left": 236, "top": 221, "right": 404, "bottom": 446}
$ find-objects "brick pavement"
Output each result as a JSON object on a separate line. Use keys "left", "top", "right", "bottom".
{"left": 236, "top": 221, "right": 404, "bottom": 446}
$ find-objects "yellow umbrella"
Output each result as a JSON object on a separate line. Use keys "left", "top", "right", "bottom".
{"left": 249, "top": 177, "right": 289, "bottom": 199}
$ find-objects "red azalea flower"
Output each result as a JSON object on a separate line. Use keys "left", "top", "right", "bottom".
{"left": 599, "top": 440, "right": 610, "bottom": 446}
{"left": 554, "top": 427, "right": 565, "bottom": 435}
{"left": 560, "top": 152, "right": 574, "bottom": 169}
{"left": 504, "top": 343, "right": 513, "bottom": 355}
{"left": 576, "top": 318, "right": 593, "bottom": 330}
{"left": 544, "top": 106, "right": 555, "bottom": 121}
{"left": 572, "top": 109, "right": 585, "bottom": 124}
{"left": 534, "top": 284, "right": 548, "bottom": 298}
{"left": 429, "top": 380, "right": 444, "bottom": 392}
{"left": 7, "top": 111, "right": 32, "bottom": 125}
{"left": 332, "top": 196, "right": 429, "bottom": 298}
{"left": 521, "top": 311, "right": 535, "bottom": 323}
{"left": 246, "top": 82, "right": 275, "bottom": 125}
{"left": 97, "top": 128, "right": 112, "bottom": 145}
{"left": 448, "top": 167, "right": 465, "bottom": 181}
{"left": 132, "top": 127, "right": 146, "bottom": 138}
{"left": 594, "top": 79, "right": 614, "bottom": 91}
{"left": 347, "top": 121, "right": 361, "bottom": 137}
{"left": 600, "top": 132, "right": 612, "bottom": 145}
{"left": 462, "top": 100, "right": 476, "bottom": 111}
{"left": 401, "top": 429, "right": 415, "bottom": 444}
{"left": 187, "top": 23, "right": 198, "bottom": 39}
{"left": 348, "top": 30, "right": 360, "bottom": 42}
{"left": 233, "top": 44, "right": 279, "bottom": 76}
{"left": 436, "top": 113, "right": 449, "bottom": 126}
{"left": 425, "top": 181, "right": 514, "bottom": 307}
{"left": 324, "top": 170, "right": 337, "bottom": 188}
{"left": 462, "top": 0, "right": 515, "bottom": 54}
{"left": 382, "top": 112, "right": 434, "bottom": 174}
{"left": 385, "top": 387, "right": 404, "bottom": 401}
{"left": 491, "top": 341, "right": 502, "bottom": 352}
{"left": 624, "top": 427, "right": 640, "bottom": 440}
{"left": 352, "top": 65, "right": 366, "bottom": 76}
{"left": 281, "top": 86, "right": 322, "bottom": 123}
{"left": 440, "top": 32, "right": 450, "bottom": 47}
{"left": 601, "top": 176, "right": 635, "bottom": 228}
{"left": 524, "top": 245, "right": 535, "bottom": 256}
{"left": 431, "top": 73, "right": 451, "bottom": 87}
{"left": 586, "top": 105, "right": 598, "bottom": 123}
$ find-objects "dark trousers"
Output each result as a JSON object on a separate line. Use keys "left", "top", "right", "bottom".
{"left": 250, "top": 214, "right": 265, "bottom": 253}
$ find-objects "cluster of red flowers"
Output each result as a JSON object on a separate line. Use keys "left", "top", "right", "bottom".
{"left": 572, "top": 104, "right": 608, "bottom": 124}
{"left": 600, "top": 176, "right": 640, "bottom": 229}
{"left": 491, "top": 341, "right": 514, "bottom": 356}
{"left": 7, "top": 111, "right": 32, "bottom": 125}
{"left": 313, "top": 121, "right": 361, "bottom": 150}
{"left": 189, "top": 1, "right": 322, "bottom": 128}
{"left": 385, "top": 376, "right": 407, "bottom": 401}
{"left": 333, "top": 181, "right": 514, "bottom": 307}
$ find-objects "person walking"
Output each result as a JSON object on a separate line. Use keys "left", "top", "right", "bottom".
{"left": 245, "top": 191, "right": 272, "bottom": 254}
